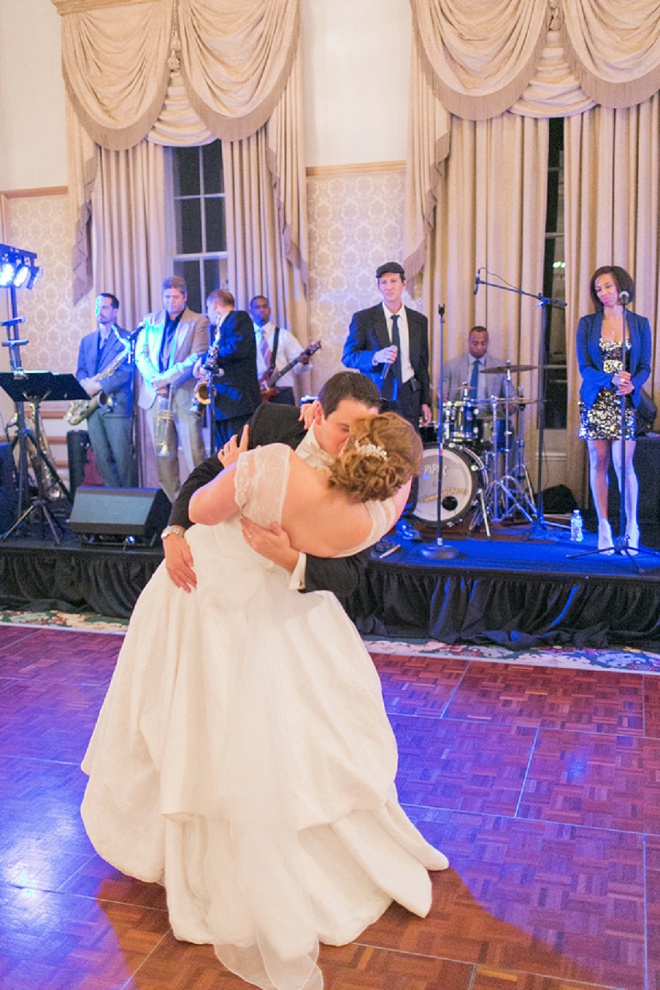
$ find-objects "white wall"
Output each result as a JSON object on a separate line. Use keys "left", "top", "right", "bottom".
{"left": 301, "top": 0, "right": 411, "bottom": 167}
{"left": 0, "top": 0, "right": 412, "bottom": 192}
{"left": 0, "top": 0, "right": 68, "bottom": 190}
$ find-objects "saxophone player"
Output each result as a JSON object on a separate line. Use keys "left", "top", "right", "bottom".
{"left": 196, "top": 290, "right": 261, "bottom": 448}
{"left": 75, "top": 293, "right": 137, "bottom": 488}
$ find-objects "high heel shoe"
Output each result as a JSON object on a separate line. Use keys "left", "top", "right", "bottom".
{"left": 598, "top": 521, "right": 614, "bottom": 552}
{"left": 626, "top": 525, "right": 640, "bottom": 553}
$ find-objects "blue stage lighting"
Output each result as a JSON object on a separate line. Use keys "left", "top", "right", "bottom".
{"left": 0, "top": 261, "right": 16, "bottom": 287}
{"left": 13, "top": 263, "right": 30, "bottom": 288}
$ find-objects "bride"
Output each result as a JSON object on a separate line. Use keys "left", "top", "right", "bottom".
{"left": 81, "top": 411, "right": 449, "bottom": 990}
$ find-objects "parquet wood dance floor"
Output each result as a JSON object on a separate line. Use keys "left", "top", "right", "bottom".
{"left": 0, "top": 624, "right": 658, "bottom": 989}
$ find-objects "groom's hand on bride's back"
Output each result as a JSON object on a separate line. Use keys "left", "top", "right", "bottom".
{"left": 163, "top": 533, "right": 197, "bottom": 592}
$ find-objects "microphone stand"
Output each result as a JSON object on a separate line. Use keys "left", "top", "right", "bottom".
{"left": 127, "top": 324, "right": 143, "bottom": 487}
{"left": 419, "top": 304, "right": 460, "bottom": 559}
{"left": 475, "top": 273, "right": 567, "bottom": 541}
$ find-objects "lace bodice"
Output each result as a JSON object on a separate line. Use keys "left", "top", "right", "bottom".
{"left": 234, "top": 443, "right": 398, "bottom": 556}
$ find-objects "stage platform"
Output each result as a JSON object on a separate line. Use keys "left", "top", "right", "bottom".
{"left": 1, "top": 502, "right": 659, "bottom": 651}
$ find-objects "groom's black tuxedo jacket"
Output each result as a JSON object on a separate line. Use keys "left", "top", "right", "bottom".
{"left": 169, "top": 403, "right": 369, "bottom": 602}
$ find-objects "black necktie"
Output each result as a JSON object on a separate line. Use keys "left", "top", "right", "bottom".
{"left": 391, "top": 314, "right": 401, "bottom": 379}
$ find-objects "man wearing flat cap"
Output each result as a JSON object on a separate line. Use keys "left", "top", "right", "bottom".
{"left": 342, "top": 262, "right": 432, "bottom": 434}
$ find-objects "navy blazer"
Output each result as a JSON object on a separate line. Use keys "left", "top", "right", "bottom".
{"left": 76, "top": 326, "right": 133, "bottom": 416}
{"left": 576, "top": 310, "right": 652, "bottom": 409}
{"left": 211, "top": 309, "right": 262, "bottom": 421}
{"left": 342, "top": 303, "right": 431, "bottom": 406}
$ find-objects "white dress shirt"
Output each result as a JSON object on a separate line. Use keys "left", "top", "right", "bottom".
{"left": 287, "top": 423, "right": 333, "bottom": 590}
{"left": 382, "top": 303, "right": 414, "bottom": 384}
{"left": 254, "top": 321, "right": 310, "bottom": 388}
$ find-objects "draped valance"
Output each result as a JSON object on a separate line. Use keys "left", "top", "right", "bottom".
{"left": 410, "top": 0, "right": 660, "bottom": 121}
{"left": 52, "top": 0, "right": 300, "bottom": 149}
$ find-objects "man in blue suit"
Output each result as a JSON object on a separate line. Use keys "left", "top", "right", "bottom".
{"left": 75, "top": 292, "right": 137, "bottom": 488}
{"left": 342, "top": 261, "right": 432, "bottom": 434}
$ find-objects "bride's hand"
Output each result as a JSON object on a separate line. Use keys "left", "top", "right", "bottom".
{"left": 298, "top": 401, "right": 318, "bottom": 431}
{"left": 241, "top": 518, "right": 300, "bottom": 574}
{"left": 218, "top": 425, "right": 249, "bottom": 467}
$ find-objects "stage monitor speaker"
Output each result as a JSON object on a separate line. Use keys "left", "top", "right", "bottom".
{"left": 69, "top": 487, "right": 171, "bottom": 543}
{"left": 0, "top": 442, "right": 18, "bottom": 533}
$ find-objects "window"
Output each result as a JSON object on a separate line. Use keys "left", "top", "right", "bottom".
{"left": 166, "top": 140, "right": 228, "bottom": 312}
{"left": 542, "top": 118, "right": 566, "bottom": 429}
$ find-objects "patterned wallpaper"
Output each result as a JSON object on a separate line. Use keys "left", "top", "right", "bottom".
{"left": 2, "top": 194, "right": 92, "bottom": 374}
{"left": 305, "top": 167, "right": 423, "bottom": 394}
{"left": 0, "top": 169, "right": 416, "bottom": 432}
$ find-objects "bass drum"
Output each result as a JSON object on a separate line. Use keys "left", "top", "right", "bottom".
{"left": 413, "top": 444, "right": 487, "bottom": 526}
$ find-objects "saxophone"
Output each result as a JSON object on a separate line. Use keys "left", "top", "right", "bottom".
{"left": 190, "top": 322, "right": 224, "bottom": 415}
{"left": 65, "top": 328, "right": 131, "bottom": 425}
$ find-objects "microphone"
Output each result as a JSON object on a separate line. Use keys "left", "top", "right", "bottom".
{"left": 380, "top": 362, "right": 390, "bottom": 385}
{"left": 619, "top": 291, "right": 630, "bottom": 306}
{"left": 473, "top": 272, "right": 480, "bottom": 295}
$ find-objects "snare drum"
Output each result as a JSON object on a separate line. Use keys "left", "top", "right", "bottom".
{"left": 413, "top": 444, "right": 488, "bottom": 526}
{"left": 443, "top": 400, "right": 480, "bottom": 444}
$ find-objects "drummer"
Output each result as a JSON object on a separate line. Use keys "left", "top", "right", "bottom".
{"left": 442, "top": 326, "right": 512, "bottom": 442}
{"left": 442, "top": 326, "right": 507, "bottom": 403}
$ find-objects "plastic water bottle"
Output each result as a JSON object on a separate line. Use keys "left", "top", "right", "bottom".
{"left": 570, "top": 509, "right": 584, "bottom": 542}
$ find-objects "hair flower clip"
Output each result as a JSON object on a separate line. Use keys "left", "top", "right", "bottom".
{"left": 354, "top": 440, "right": 388, "bottom": 461}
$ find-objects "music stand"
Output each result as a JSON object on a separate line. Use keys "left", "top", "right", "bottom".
{"left": 0, "top": 371, "right": 87, "bottom": 542}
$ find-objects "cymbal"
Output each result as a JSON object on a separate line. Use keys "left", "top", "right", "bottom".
{"left": 482, "top": 363, "right": 537, "bottom": 374}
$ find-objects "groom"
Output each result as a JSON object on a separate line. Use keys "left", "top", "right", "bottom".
{"left": 161, "top": 371, "right": 382, "bottom": 600}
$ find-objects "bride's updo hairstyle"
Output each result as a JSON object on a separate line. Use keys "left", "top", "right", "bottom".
{"left": 328, "top": 412, "right": 422, "bottom": 502}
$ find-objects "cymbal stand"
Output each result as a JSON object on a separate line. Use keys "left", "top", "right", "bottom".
{"left": 483, "top": 380, "right": 536, "bottom": 524}
{"left": 475, "top": 273, "right": 567, "bottom": 539}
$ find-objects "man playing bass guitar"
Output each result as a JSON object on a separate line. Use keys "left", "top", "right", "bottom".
{"left": 250, "top": 295, "right": 315, "bottom": 405}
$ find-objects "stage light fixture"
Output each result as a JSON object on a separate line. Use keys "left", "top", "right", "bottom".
{"left": 13, "top": 263, "right": 30, "bottom": 288}
{"left": 0, "top": 244, "right": 41, "bottom": 290}
{"left": 0, "top": 261, "right": 16, "bottom": 287}
{"left": 26, "top": 265, "right": 42, "bottom": 290}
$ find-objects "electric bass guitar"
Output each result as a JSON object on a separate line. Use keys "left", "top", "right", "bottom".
{"left": 260, "top": 340, "right": 322, "bottom": 401}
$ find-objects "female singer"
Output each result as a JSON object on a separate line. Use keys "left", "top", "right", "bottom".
{"left": 577, "top": 266, "right": 652, "bottom": 550}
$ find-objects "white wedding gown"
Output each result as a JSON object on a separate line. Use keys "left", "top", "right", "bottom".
{"left": 81, "top": 444, "right": 448, "bottom": 990}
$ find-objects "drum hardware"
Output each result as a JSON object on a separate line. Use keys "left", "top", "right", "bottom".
{"left": 482, "top": 391, "right": 537, "bottom": 524}
{"left": 413, "top": 443, "right": 488, "bottom": 529}
{"left": 482, "top": 362, "right": 537, "bottom": 374}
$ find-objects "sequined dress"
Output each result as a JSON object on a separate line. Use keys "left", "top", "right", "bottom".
{"left": 579, "top": 337, "right": 636, "bottom": 441}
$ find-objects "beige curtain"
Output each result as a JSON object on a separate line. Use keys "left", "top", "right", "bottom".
{"left": 421, "top": 114, "right": 549, "bottom": 438}
{"left": 91, "top": 141, "right": 167, "bottom": 328}
{"left": 222, "top": 48, "right": 308, "bottom": 339}
{"left": 405, "top": 0, "right": 660, "bottom": 498}
{"left": 564, "top": 96, "right": 660, "bottom": 498}
{"left": 55, "top": 0, "right": 298, "bottom": 147}
{"left": 53, "top": 0, "right": 306, "bottom": 319}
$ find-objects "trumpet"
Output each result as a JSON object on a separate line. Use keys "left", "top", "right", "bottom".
{"left": 190, "top": 324, "right": 224, "bottom": 415}
{"left": 154, "top": 387, "right": 175, "bottom": 458}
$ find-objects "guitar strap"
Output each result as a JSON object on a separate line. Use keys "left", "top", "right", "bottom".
{"left": 268, "top": 327, "right": 280, "bottom": 378}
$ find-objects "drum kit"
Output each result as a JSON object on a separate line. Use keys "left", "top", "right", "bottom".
{"left": 415, "top": 362, "right": 538, "bottom": 532}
